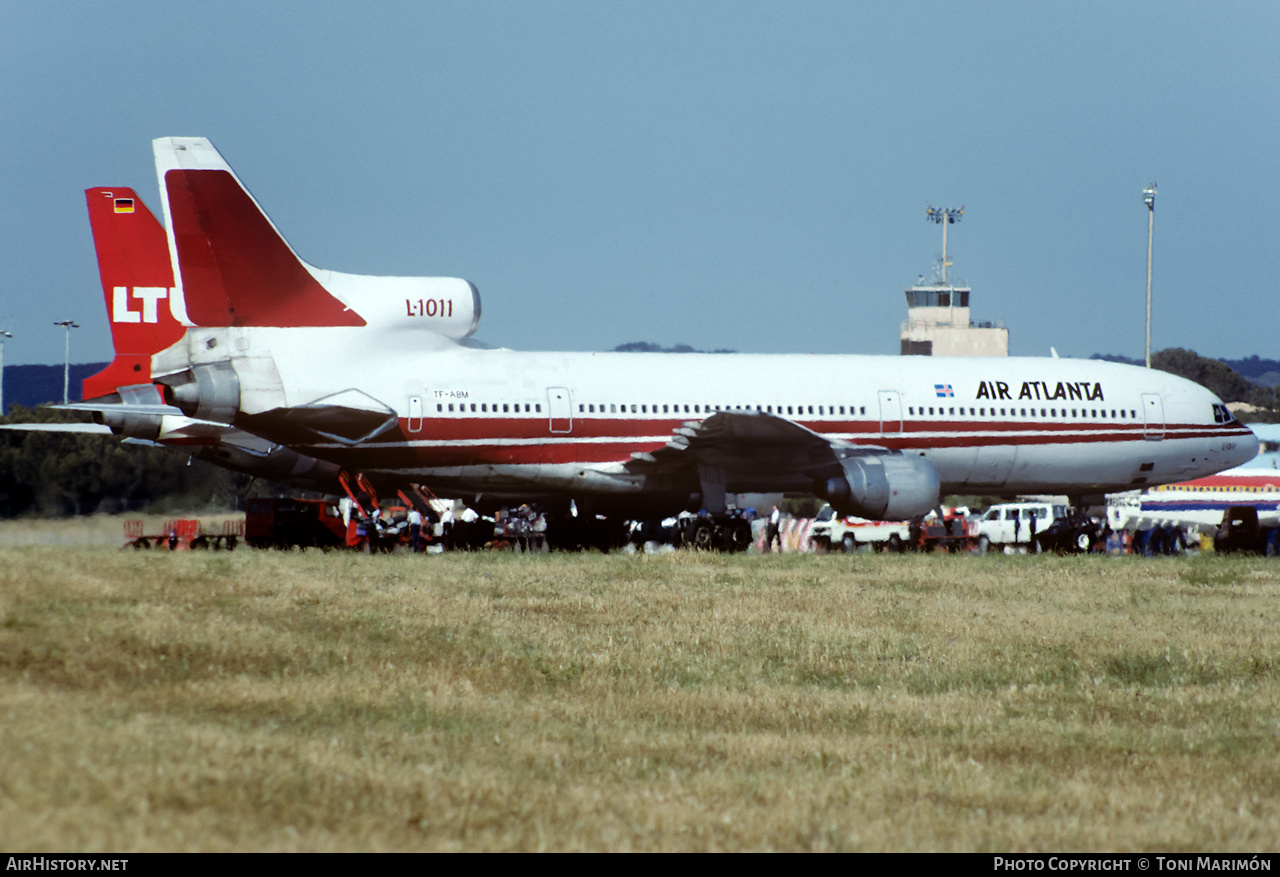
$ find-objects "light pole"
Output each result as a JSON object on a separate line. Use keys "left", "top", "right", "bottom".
{"left": 0, "top": 331, "right": 10, "bottom": 417}
{"left": 54, "top": 320, "right": 79, "bottom": 404}
{"left": 926, "top": 204, "right": 964, "bottom": 284}
{"left": 1143, "top": 182, "right": 1157, "bottom": 368}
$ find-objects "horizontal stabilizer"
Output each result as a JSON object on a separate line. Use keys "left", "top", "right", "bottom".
{"left": 0, "top": 422, "right": 114, "bottom": 434}
{"left": 52, "top": 401, "right": 186, "bottom": 417}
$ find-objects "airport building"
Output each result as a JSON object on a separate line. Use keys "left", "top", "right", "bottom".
{"left": 900, "top": 206, "right": 1009, "bottom": 357}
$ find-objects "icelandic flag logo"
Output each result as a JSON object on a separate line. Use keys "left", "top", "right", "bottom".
{"left": 934, "top": 383, "right": 954, "bottom": 398}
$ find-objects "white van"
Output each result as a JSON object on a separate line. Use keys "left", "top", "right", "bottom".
{"left": 972, "top": 502, "right": 1069, "bottom": 552}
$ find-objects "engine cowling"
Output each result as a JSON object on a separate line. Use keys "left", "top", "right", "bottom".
{"left": 821, "top": 453, "right": 940, "bottom": 520}
{"left": 319, "top": 274, "right": 482, "bottom": 341}
{"left": 164, "top": 362, "right": 242, "bottom": 424}
{"left": 92, "top": 383, "right": 168, "bottom": 441}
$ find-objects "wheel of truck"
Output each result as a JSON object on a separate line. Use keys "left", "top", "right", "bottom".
{"left": 887, "top": 533, "right": 905, "bottom": 554}
{"left": 842, "top": 533, "right": 857, "bottom": 554}
{"left": 976, "top": 535, "right": 990, "bottom": 555}
{"left": 689, "top": 521, "right": 714, "bottom": 551}
{"left": 1075, "top": 532, "right": 1091, "bottom": 552}
{"left": 726, "top": 519, "right": 752, "bottom": 553}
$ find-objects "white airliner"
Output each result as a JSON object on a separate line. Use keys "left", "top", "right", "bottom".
{"left": 58, "top": 138, "right": 1258, "bottom": 531}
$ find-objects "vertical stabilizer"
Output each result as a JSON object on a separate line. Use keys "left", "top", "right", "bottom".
{"left": 81, "top": 188, "right": 186, "bottom": 401}
{"left": 153, "top": 137, "right": 365, "bottom": 328}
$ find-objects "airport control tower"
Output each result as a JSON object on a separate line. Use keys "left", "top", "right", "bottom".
{"left": 900, "top": 205, "right": 1009, "bottom": 356}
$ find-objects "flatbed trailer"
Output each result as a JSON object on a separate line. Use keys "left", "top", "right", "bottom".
{"left": 123, "top": 518, "right": 243, "bottom": 550}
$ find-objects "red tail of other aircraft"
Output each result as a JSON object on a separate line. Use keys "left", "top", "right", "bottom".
{"left": 82, "top": 187, "right": 185, "bottom": 401}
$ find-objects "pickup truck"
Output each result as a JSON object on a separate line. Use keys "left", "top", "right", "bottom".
{"left": 810, "top": 504, "right": 910, "bottom": 553}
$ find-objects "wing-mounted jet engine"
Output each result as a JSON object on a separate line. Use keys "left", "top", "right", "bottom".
{"left": 819, "top": 450, "right": 940, "bottom": 520}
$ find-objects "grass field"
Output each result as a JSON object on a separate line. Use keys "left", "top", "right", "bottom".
{"left": 1, "top": 525, "right": 1278, "bottom": 851}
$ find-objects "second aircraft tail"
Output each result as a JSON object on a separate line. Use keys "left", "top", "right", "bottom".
{"left": 81, "top": 187, "right": 186, "bottom": 401}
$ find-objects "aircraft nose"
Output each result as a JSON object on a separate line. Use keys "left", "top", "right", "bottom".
{"left": 1233, "top": 427, "right": 1262, "bottom": 466}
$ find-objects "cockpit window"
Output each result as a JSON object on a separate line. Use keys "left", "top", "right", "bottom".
{"left": 1212, "top": 403, "right": 1234, "bottom": 424}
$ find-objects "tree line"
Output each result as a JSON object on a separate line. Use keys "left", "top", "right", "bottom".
{"left": 0, "top": 405, "right": 253, "bottom": 517}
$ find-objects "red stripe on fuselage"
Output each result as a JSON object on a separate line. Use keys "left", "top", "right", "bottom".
{"left": 287, "top": 416, "right": 1250, "bottom": 468}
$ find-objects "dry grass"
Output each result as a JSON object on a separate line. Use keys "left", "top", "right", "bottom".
{"left": 1, "top": 534, "right": 1278, "bottom": 851}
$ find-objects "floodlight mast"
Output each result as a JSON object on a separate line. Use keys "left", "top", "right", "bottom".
{"left": 1143, "top": 182, "right": 1156, "bottom": 368}
{"left": 54, "top": 320, "right": 79, "bottom": 404}
{"left": 926, "top": 205, "right": 964, "bottom": 284}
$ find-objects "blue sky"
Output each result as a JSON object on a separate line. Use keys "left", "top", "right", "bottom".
{"left": 1, "top": 1, "right": 1276, "bottom": 367}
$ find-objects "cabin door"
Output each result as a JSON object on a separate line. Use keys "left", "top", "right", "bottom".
{"left": 407, "top": 395, "right": 423, "bottom": 433}
{"left": 878, "top": 390, "right": 903, "bottom": 434}
{"left": 1142, "top": 393, "right": 1164, "bottom": 441}
{"left": 547, "top": 387, "right": 573, "bottom": 434}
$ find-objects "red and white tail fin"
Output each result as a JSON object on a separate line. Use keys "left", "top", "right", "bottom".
{"left": 81, "top": 188, "right": 187, "bottom": 401}
{"left": 154, "top": 137, "right": 365, "bottom": 328}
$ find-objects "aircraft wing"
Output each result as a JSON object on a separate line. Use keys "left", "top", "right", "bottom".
{"left": 627, "top": 410, "right": 883, "bottom": 494}
{"left": 623, "top": 410, "right": 939, "bottom": 519}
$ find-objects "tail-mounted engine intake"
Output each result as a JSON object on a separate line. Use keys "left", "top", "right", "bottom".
{"left": 163, "top": 362, "right": 241, "bottom": 424}
{"left": 820, "top": 452, "right": 940, "bottom": 521}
